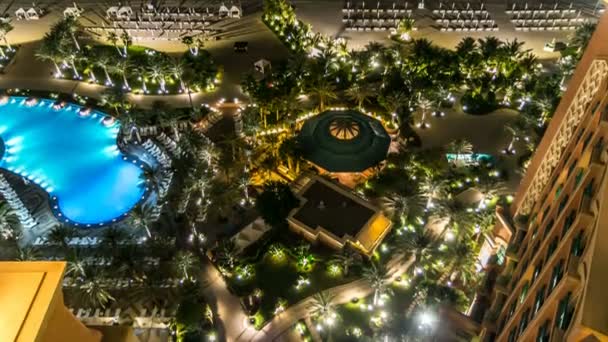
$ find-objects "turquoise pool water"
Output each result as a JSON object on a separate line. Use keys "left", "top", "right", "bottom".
{"left": 0, "top": 97, "right": 146, "bottom": 226}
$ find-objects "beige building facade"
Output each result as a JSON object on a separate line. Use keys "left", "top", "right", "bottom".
{"left": 479, "top": 9, "right": 608, "bottom": 342}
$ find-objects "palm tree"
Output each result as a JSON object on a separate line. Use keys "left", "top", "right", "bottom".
{"left": 346, "top": 83, "right": 374, "bottom": 109}
{"left": 140, "top": 166, "right": 166, "bottom": 196}
{"left": 308, "top": 79, "right": 336, "bottom": 111}
{"left": 0, "top": 22, "right": 13, "bottom": 50}
{"left": 420, "top": 177, "right": 446, "bottom": 209}
{"left": 63, "top": 17, "right": 81, "bottom": 51}
{"left": 174, "top": 250, "right": 197, "bottom": 279}
{"left": 438, "top": 239, "right": 478, "bottom": 286}
{"left": 36, "top": 35, "right": 64, "bottom": 77}
{"left": 47, "top": 224, "right": 78, "bottom": 251}
{"left": 147, "top": 57, "right": 169, "bottom": 93}
{"left": 15, "top": 246, "right": 39, "bottom": 261}
{"left": 362, "top": 262, "right": 392, "bottom": 306}
{"left": 504, "top": 123, "right": 524, "bottom": 153}
{"left": 95, "top": 51, "right": 115, "bottom": 86}
{"left": 101, "top": 226, "right": 129, "bottom": 256}
{"left": 66, "top": 251, "right": 87, "bottom": 278}
{"left": 570, "top": 22, "right": 596, "bottom": 54}
{"left": 128, "top": 203, "right": 156, "bottom": 238}
{"left": 114, "top": 56, "right": 131, "bottom": 90}
{"left": 330, "top": 249, "right": 360, "bottom": 276}
{"left": 216, "top": 239, "right": 238, "bottom": 270}
{"left": 416, "top": 93, "right": 433, "bottom": 128}
{"left": 181, "top": 36, "right": 199, "bottom": 56}
{"left": 309, "top": 291, "right": 336, "bottom": 324}
{"left": 395, "top": 226, "right": 438, "bottom": 265}
{"left": 0, "top": 201, "right": 19, "bottom": 240}
{"left": 136, "top": 63, "right": 149, "bottom": 93}
{"left": 381, "top": 192, "right": 421, "bottom": 225}
{"left": 106, "top": 31, "right": 122, "bottom": 56}
{"left": 445, "top": 139, "right": 473, "bottom": 163}
{"left": 120, "top": 30, "right": 132, "bottom": 57}
{"left": 170, "top": 58, "right": 187, "bottom": 92}
{"left": 79, "top": 277, "right": 115, "bottom": 308}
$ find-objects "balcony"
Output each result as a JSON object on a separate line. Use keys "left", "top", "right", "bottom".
{"left": 506, "top": 244, "right": 520, "bottom": 261}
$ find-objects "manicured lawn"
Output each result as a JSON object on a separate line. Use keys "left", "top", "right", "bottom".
{"left": 226, "top": 232, "right": 360, "bottom": 328}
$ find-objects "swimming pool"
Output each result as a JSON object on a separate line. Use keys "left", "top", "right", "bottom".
{"left": 0, "top": 96, "right": 146, "bottom": 226}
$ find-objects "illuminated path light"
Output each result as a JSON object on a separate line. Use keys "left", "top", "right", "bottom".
{"left": 0, "top": 97, "right": 146, "bottom": 226}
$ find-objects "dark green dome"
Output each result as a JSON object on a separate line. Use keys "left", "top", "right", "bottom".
{"left": 298, "top": 110, "right": 390, "bottom": 172}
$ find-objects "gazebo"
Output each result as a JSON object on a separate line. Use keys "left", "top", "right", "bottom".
{"left": 298, "top": 109, "right": 391, "bottom": 175}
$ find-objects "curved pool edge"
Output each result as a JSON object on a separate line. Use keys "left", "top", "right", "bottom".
{"left": 0, "top": 96, "right": 155, "bottom": 228}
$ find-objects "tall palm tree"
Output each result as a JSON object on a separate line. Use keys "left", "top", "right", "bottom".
{"left": 381, "top": 192, "right": 421, "bottom": 225}
{"left": 147, "top": 57, "right": 169, "bottom": 93}
{"left": 174, "top": 250, "right": 197, "bottom": 279}
{"left": 114, "top": 57, "right": 131, "bottom": 90}
{"left": 170, "top": 58, "right": 187, "bottom": 92}
{"left": 181, "top": 36, "right": 199, "bottom": 56}
{"left": 120, "top": 30, "right": 132, "bottom": 57}
{"left": 570, "top": 22, "right": 596, "bottom": 54}
{"left": 101, "top": 226, "right": 129, "bottom": 256}
{"left": 445, "top": 139, "right": 473, "bottom": 163}
{"left": 330, "top": 249, "right": 360, "bottom": 276}
{"left": 309, "top": 291, "right": 336, "bottom": 324}
{"left": 216, "top": 239, "right": 237, "bottom": 270}
{"left": 36, "top": 35, "right": 64, "bottom": 77}
{"left": 79, "top": 277, "right": 115, "bottom": 308}
{"left": 362, "top": 262, "right": 392, "bottom": 306}
{"left": 504, "top": 123, "right": 524, "bottom": 153}
{"left": 128, "top": 203, "right": 156, "bottom": 238}
{"left": 15, "top": 246, "right": 39, "bottom": 261}
{"left": 95, "top": 51, "right": 114, "bottom": 86}
{"left": 438, "top": 239, "right": 478, "bottom": 286}
{"left": 416, "top": 93, "right": 433, "bottom": 128}
{"left": 0, "top": 22, "right": 13, "bottom": 50}
{"left": 64, "top": 17, "right": 81, "bottom": 51}
{"left": 0, "top": 201, "right": 19, "bottom": 240}
{"left": 346, "top": 83, "right": 374, "bottom": 109}
{"left": 66, "top": 251, "right": 87, "bottom": 278}
{"left": 308, "top": 79, "right": 336, "bottom": 111}
{"left": 420, "top": 177, "right": 446, "bottom": 209}
{"left": 106, "top": 31, "right": 123, "bottom": 56}
{"left": 47, "top": 224, "right": 78, "bottom": 251}
{"left": 395, "top": 226, "right": 438, "bottom": 266}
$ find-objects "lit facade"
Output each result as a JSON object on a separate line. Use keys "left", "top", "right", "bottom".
{"left": 479, "top": 11, "right": 608, "bottom": 342}
{"left": 0, "top": 261, "right": 102, "bottom": 342}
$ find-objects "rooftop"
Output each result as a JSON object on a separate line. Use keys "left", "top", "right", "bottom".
{"left": 293, "top": 179, "right": 375, "bottom": 237}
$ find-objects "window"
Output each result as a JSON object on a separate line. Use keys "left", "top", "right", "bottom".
{"left": 571, "top": 230, "right": 585, "bottom": 257}
{"left": 508, "top": 300, "right": 517, "bottom": 320}
{"left": 558, "top": 195, "right": 569, "bottom": 213}
{"left": 546, "top": 238, "right": 558, "bottom": 260}
{"left": 518, "top": 308, "right": 531, "bottom": 336}
{"left": 583, "top": 132, "right": 593, "bottom": 149}
{"left": 519, "top": 281, "right": 530, "bottom": 303}
{"left": 550, "top": 259, "right": 564, "bottom": 291}
{"left": 508, "top": 328, "right": 517, "bottom": 342}
{"left": 584, "top": 180, "right": 594, "bottom": 197}
{"left": 555, "top": 184, "right": 563, "bottom": 199}
{"left": 533, "top": 285, "right": 546, "bottom": 316}
{"left": 568, "top": 159, "right": 578, "bottom": 176}
{"left": 536, "top": 320, "right": 551, "bottom": 342}
{"left": 532, "top": 261, "right": 543, "bottom": 284}
{"left": 563, "top": 210, "right": 576, "bottom": 237}
{"left": 543, "top": 220, "right": 555, "bottom": 239}
{"left": 556, "top": 292, "right": 573, "bottom": 330}
{"left": 575, "top": 169, "right": 584, "bottom": 186}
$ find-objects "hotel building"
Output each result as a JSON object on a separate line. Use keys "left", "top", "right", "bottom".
{"left": 479, "top": 10, "right": 608, "bottom": 342}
